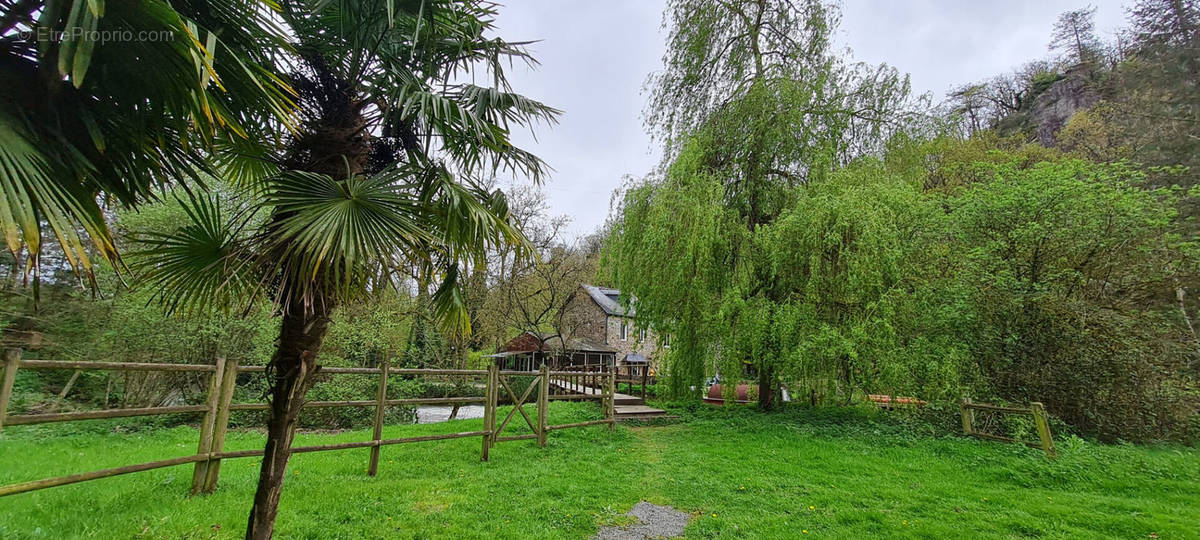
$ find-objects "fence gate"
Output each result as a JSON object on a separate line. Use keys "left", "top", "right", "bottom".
{"left": 487, "top": 365, "right": 548, "bottom": 449}
{"left": 482, "top": 365, "right": 617, "bottom": 457}
{"left": 960, "top": 397, "right": 1056, "bottom": 458}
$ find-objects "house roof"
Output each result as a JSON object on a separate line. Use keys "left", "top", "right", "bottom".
{"left": 582, "top": 283, "right": 635, "bottom": 317}
{"left": 564, "top": 337, "right": 617, "bottom": 354}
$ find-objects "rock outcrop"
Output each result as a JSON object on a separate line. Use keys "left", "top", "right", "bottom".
{"left": 1030, "top": 64, "right": 1100, "bottom": 146}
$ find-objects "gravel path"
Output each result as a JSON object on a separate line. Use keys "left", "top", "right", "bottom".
{"left": 593, "top": 501, "right": 690, "bottom": 539}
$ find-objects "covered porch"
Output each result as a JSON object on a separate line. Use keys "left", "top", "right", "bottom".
{"left": 487, "top": 331, "right": 617, "bottom": 371}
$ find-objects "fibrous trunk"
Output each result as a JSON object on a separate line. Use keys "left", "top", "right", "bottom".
{"left": 245, "top": 298, "right": 333, "bottom": 539}
{"left": 243, "top": 55, "right": 371, "bottom": 538}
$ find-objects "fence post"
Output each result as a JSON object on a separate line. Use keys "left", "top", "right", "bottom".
{"left": 607, "top": 369, "right": 616, "bottom": 432}
{"left": 368, "top": 358, "right": 390, "bottom": 476}
{"left": 482, "top": 364, "right": 494, "bottom": 461}
{"left": 1030, "top": 402, "right": 1056, "bottom": 459}
{"left": 537, "top": 365, "right": 548, "bottom": 447}
{"left": 960, "top": 397, "right": 974, "bottom": 436}
{"left": 0, "top": 348, "right": 20, "bottom": 433}
{"left": 191, "top": 356, "right": 227, "bottom": 494}
{"left": 486, "top": 363, "right": 499, "bottom": 446}
{"left": 202, "top": 358, "right": 239, "bottom": 493}
{"left": 641, "top": 366, "right": 648, "bottom": 399}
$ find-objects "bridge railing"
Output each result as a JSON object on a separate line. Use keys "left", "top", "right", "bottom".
{"left": 556, "top": 363, "right": 654, "bottom": 398}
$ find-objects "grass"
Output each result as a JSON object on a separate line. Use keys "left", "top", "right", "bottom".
{"left": 0, "top": 402, "right": 1197, "bottom": 539}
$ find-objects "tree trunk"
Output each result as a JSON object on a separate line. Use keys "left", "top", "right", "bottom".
{"left": 1176, "top": 284, "right": 1200, "bottom": 357}
{"left": 757, "top": 363, "right": 774, "bottom": 409}
{"left": 245, "top": 298, "right": 333, "bottom": 540}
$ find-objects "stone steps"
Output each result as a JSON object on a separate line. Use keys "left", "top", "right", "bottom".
{"left": 614, "top": 404, "right": 671, "bottom": 421}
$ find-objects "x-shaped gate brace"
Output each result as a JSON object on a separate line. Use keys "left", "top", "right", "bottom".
{"left": 492, "top": 373, "right": 541, "bottom": 442}
{"left": 480, "top": 364, "right": 614, "bottom": 462}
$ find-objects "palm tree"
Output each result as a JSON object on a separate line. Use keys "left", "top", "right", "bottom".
{"left": 136, "top": 1, "right": 557, "bottom": 537}
{"left": 0, "top": 0, "right": 293, "bottom": 284}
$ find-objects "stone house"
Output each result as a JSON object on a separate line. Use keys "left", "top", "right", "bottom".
{"left": 489, "top": 284, "right": 667, "bottom": 376}
{"left": 568, "top": 284, "right": 665, "bottom": 375}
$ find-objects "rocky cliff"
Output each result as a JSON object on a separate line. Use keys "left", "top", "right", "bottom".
{"left": 1030, "top": 64, "right": 1101, "bottom": 146}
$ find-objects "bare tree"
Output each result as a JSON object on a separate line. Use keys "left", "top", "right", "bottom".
{"left": 486, "top": 243, "right": 595, "bottom": 363}
{"left": 949, "top": 84, "right": 986, "bottom": 136}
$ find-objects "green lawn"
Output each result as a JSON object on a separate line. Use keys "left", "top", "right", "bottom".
{"left": 0, "top": 403, "right": 1196, "bottom": 539}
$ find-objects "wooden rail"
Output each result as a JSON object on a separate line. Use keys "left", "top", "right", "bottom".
{"left": 554, "top": 363, "right": 652, "bottom": 398}
{"left": 0, "top": 349, "right": 615, "bottom": 498}
{"left": 4, "top": 405, "right": 210, "bottom": 425}
{"left": 17, "top": 359, "right": 218, "bottom": 372}
{"left": 960, "top": 397, "right": 1056, "bottom": 458}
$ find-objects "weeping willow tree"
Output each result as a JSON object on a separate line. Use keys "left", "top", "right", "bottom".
{"left": 764, "top": 160, "right": 969, "bottom": 404}
{"left": 607, "top": 0, "right": 913, "bottom": 406}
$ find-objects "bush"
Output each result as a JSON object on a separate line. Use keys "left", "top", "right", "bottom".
{"left": 952, "top": 159, "right": 1200, "bottom": 442}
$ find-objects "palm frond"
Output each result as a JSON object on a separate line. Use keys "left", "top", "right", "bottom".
{"left": 131, "top": 193, "right": 260, "bottom": 315}
{"left": 255, "top": 158, "right": 528, "bottom": 325}
{"left": 261, "top": 168, "right": 434, "bottom": 305}
{"left": 0, "top": 111, "right": 110, "bottom": 281}
{"left": 388, "top": 82, "right": 559, "bottom": 179}
{"left": 429, "top": 261, "right": 470, "bottom": 335}
{"left": 0, "top": 0, "right": 296, "bottom": 284}
{"left": 213, "top": 131, "right": 284, "bottom": 188}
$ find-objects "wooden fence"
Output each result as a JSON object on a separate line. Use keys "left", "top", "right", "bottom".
{"left": 960, "top": 397, "right": 1056, "bottom": 458}
{"left": 0, "top": 349, "right": 614, "bottom": 498}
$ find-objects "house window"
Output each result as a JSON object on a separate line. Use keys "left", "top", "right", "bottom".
{"left": 663, "top": 333, "right": 671, "bottom": 348}
{"left": 639, "top": 329, "right": 647, "bottom": 342}
{"left": 620, "top": 321, "right": 627, "bottom": 341}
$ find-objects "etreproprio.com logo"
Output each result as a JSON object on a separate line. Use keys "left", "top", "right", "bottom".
{"left": 16, "top": 27, "right": 176, "bottom": 45}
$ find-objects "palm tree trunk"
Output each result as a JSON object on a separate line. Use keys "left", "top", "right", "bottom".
{"left": 245, "top": 297, "right": 334, "bottom": 540}
{"left": 244, "top": 55, "right": 370, "bottom": 538}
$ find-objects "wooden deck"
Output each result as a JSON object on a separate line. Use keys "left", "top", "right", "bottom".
{"left": 547, "top": 378, "right": 670, "bottom": 420}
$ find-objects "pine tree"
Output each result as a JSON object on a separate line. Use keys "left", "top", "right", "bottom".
{"left": 1049, "top": 6, "right": 1103, "bottom": 64}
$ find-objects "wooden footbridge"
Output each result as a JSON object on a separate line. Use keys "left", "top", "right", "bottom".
{"left": 549, "top": 365, "right": 670, "bottom": 421}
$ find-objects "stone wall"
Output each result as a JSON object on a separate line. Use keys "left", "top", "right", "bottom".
{"left": 606, "top": 315, "right": 663, "bottom": 368}
{"left": 561, "top": 291, "right": 608, "bottom": 343}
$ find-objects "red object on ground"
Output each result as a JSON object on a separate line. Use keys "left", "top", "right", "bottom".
{"left": 703, "top": 384, "right": 754, "bottom": 404}
{"left": 868, "top": 394, "right": 927, "bottom": 407}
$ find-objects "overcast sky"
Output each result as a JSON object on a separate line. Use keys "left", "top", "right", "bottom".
{"left": 488, "top": 1, "right": 1128, "bottom": 238}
